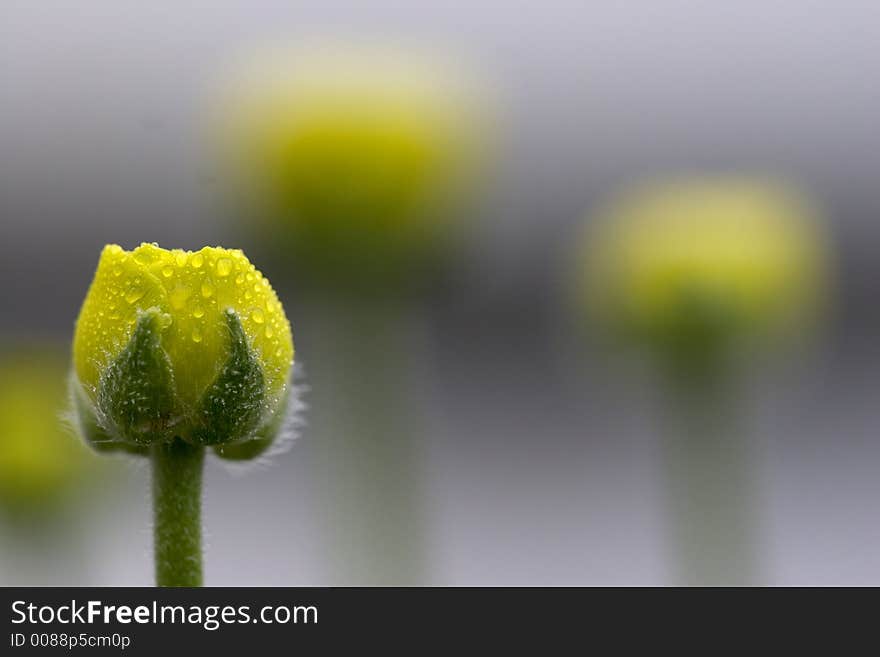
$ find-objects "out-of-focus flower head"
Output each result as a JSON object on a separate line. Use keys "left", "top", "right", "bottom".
{"left": 0, "top": 349, "right": 96, "bottom": 517}
{"left": 71, "top": 243, "right": 294, "bottom": 460}
{"left": 582, "top": 178, "right": 829, "bottom": 356}
{"left": 216, "top": 41, "right": 487, "bottom": 289}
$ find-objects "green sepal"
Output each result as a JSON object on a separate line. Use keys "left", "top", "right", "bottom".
{"left": 212, "top": 386, "right": 288, "bottom": 460}
{"left": 637, "top": 283, "right": 745, "bottom": 383}
{"left": 190, "top": 309, "right": 265, "bottom": 446}
{"left": 70, "top": 374, "right": 149, "bottom": 455}
{"left": 97, "top": 308, "right": 178, "bottom": 446}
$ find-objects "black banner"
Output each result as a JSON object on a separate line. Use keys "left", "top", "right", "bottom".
{"left": 0, "top": 587, "right": 853, "bottom": 652}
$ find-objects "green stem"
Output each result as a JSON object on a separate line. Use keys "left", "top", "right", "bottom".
{"left": 305, "top": 296, "right": 426, "bottom": 585}
{"left": 661, "top": 353, "right": 757, "bottom": 586}
{"left": 151, "top": 438, "right": 204, "bottom": 587}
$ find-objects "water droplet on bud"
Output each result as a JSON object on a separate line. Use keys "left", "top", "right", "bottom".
{"left": 170, "top": 285, "right": 191, "bottom": 309}
{"left": 125, "top": 287, "right": 144, "bottom": 304}
{"left": 216, "top": 258, "right": 232, "bottom": 277}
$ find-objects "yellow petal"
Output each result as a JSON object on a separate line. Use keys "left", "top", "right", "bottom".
{"left": 73, "top": 243, "right": 293, "bottom": 411}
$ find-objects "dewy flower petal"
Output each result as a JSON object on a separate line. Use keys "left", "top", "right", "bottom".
{"left": 72, "top": 243, "right": 294, "bottom": 452}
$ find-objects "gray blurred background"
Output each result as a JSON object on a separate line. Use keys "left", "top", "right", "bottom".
{"left": 2, "top": 0, "right": 879, "bottom": 585}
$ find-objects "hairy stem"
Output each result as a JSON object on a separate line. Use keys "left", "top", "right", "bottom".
{"left": 151, "top": 438, "right": 204, "bottom": 587}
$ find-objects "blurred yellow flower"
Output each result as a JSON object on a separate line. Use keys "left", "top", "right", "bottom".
{"left": 583, "top": 179, "right": 829, "bottom": 349}
{"left": 0, "top": 350, "right": 93, "bottom": 514}
{"left": 217, "top": 42, "right": 485, "bottom": 282}
{"left": 71, "top": 243, "right": 293, "bottom": 453}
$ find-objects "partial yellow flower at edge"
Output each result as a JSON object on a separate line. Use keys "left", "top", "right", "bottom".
{"left": 73, "top": 243, "right": 294, "bottom": 413}
{"left": 0, "top": 350, "right": 96, "bottom": 513}
{"left": 582, "top": 179, "right": 830, "bottom": 344}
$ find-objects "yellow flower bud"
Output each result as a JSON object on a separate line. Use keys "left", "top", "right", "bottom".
{"left": 71, "top": 243, "right": 294, "bottom": 453}
{"left": 582, "top": 179, "right": 829, "bottom": 349}
{"left": 216, "top": 42, "right": 485, "bottom": 283}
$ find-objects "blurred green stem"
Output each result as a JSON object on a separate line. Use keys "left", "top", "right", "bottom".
{"left": 662, "top": 353, "right": 757, "bottom": 586}
{"left": 151, "top": 438, "right": 204, "bottom": 587}
{"left": 305, "top": 296, "right": 425, "bottom": 585}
